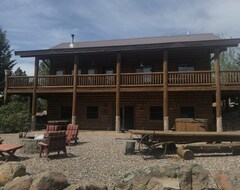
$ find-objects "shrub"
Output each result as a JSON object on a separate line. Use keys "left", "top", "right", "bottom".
{"left": 0, "top": 101, "right": 30, "bottom": 133}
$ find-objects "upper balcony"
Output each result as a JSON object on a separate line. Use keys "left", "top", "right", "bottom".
{"left": 5, "top": 70, "right": 240, "bottom": 93}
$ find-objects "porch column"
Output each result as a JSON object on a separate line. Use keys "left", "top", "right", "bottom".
{"left": 163, "top": 50, "right": 169, "bottom": 131}
{"left": 4, "top": 69, "right": 11, "bottom": 104}
{"left": 72, "top": 55, "right": 78, "bottom": 125}
{"left": 215, "top": 49, "right": 222, "bottom": 132}
{"left": 31, "top": 57, "right": 39, "bottom": 130}
{"left": 115, "top": 53, "right": 121, "bottom": 132}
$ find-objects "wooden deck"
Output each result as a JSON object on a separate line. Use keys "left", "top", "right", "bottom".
{"left": 129, "top": 130, "right": 240, "bottom": 143}
{"left": 5, "top": 70, "right": 240, "bottom": 93}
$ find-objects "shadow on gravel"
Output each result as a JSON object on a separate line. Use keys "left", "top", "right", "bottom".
{"left": 47, "top": 153, "right": 78, "bottom": 160}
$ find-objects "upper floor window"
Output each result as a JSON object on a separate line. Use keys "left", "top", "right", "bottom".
{"left": 56, "top": 70, "right": 64, "bottom": 75}
{"left": 136, "top": 66, "right": 152, "bottom": 73}
{"left": 88, "top": 68, "right": 96, "bottom": 74}
{"left": 178, "top": 64, "right": 195, "bottom": 71}
{"left": 72, "top": 69, "right": 81, "bottom": 75}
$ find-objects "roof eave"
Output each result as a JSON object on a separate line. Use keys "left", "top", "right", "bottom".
{"left": 15, "top": 38, "right": 240, "bottom": 58}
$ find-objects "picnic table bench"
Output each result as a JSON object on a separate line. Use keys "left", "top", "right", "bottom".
{"left": 0, "top": 144, "right": 24, "bottom": 161}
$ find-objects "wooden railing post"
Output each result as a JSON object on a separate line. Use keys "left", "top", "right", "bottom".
{"left": 4, "top": 69, "right": 11, "bottom": 104}
{"left": 116, "top": 53, "right": 121, "bottom": 132}
{"left": 215, "top": 49, "right": 222, "bottom": 132}
{"left": 31, "top": 57, "right": 39, "bottom": 131}
{"left": 163, "top": 50, "right": 169, "bottom": 131}
{"left": 72, "top": 55, "right": 78, "bottom": 125}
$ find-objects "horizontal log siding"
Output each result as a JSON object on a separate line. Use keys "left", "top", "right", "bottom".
{"left": 47, "top": 92, "right": 212, "bottom": 130}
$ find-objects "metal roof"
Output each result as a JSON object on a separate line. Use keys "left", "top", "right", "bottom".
{"left": 51, "top": 33, "right": 220, "bottom": 49}
{"left": 15, "top": 33, "right": 240, "bottom": 57}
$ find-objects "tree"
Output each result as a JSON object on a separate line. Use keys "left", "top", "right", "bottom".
{"left": 39, "top": 59, "right": 50, "bottom": 76}
{"left": 13, "top": 67, "right": 27, "bottom": 76}
{"left": 220, "top": 47, "right": 240, "bottom": 71}
{"left": 0, "top": 26, "right": 16, "bottom": 92}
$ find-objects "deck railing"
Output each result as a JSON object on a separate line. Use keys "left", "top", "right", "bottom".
{"left": 221, "top": 70, "right": 240, "bottom": 84}
{"left": 78, "top": 74, "right": 116, "bottom": 86}
{"left": 8, "top": 76, "right": 34, "bottom": 87}
{"left": 38, "top": 75, "right": 73, "bottom": 86}
{"left": 121, "top": 72, "right": 163, "bottom": 86}
{"left": 6, "top": 70, "right": 240, "bottom": 88}
{"left": 168, "top": 71, "right": 215, "bottom": 85}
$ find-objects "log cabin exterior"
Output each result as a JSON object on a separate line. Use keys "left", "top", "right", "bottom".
{"left": 4, "top": 33, "right": 240, "bottom": 131}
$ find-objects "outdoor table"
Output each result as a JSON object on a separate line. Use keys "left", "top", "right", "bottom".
{"left": 0, "top": 144, "right": 24, "bottom": 161}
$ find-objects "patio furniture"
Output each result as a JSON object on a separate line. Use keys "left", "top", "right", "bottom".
{"left": 0, "top": 144, "right": 24, "bottom": 161}
{"left": 38, "top": 131, "right": 67, "bottom": 159}
{"left": 66, "top": 124, "right": 79, "bottom": 145}
{"left": 44, "top": 125, "right": 61, "bottom": 137}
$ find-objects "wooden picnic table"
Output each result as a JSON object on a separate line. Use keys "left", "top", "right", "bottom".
{"left": 0, "top": 144, "right": 24, "bottom": 161}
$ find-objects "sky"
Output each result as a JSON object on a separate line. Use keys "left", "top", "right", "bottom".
{"left": 1, "top": 0, "right": 240, "bottom": 75}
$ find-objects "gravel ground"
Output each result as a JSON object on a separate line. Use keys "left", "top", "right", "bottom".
{"left": 1, "top": 131, "right": 240, "bottom": 189}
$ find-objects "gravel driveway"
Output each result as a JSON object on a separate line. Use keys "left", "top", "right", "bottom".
{"left": 1, "top": 131, "right": 240, "bottom": 189}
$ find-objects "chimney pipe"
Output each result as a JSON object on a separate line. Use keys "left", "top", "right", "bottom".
{"left": 70, "top": 34, "right": 74, "bottom": 48}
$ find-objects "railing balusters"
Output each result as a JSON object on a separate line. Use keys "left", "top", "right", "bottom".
{"left": 7, "top": 71, "right": 240, "bottom": 89}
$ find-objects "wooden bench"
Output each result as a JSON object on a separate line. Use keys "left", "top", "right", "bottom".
{"left": 0, "top": 144, "right": 24, "bottom": 161}
{"left": 38, "top": 131, "right": 67, "bottom": 159}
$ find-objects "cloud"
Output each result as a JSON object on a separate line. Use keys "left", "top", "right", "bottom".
{"left": 1, "top": 0, "right": 240, "bottom": 75}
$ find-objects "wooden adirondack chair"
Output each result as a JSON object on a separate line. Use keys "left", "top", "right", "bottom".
{"left": 38, "top": 131, "right": 67, "bottom": 159}
{"left": 44, "top": 125, "right": 61, "bottom": 137}
{"left": 66, "top": 124, "right": 79, "bottom": 145}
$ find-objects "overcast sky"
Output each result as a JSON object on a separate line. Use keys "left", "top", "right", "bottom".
{"left": 1, "top": 0, "right": 240, "bottom": 75}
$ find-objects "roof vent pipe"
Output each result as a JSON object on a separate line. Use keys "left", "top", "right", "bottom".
{"left": 70, "top": 34, "right": 74, "bottom": 48}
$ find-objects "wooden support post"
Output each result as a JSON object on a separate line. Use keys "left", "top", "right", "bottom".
{"left": 3, "top": 70, "right": 10, "bottom": 104}
{"left": 116, "top": 53, "right": 121, "bottom": 132}
{"left": 215, "top": 49, "right": 222, "bottom": 132}
{"left": 163, "top": 50, "right": 169, "bottom": 131}
{"left": 31, "top": 58, "right": 39, "bottom": 131}
{"left": 72, "top": 55, "right": 78, "bottom": 125}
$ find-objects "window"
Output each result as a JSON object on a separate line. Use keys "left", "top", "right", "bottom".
{"left": 56, "top": 70, "right": 64, "bottom": 75}
{"left": 180, "top": 106, "right": 195, "bottom": 118}
{"left": 105, "top": 68, "right": 114, "bottom": 85}
{"left": 87, "top": 106, "right": 98, "bottom": 119}
{"left": 72, "top": 69, "right": 81, "bottom": 75}
{"left": 88, "top": 68, "right": 96, "bottom": 74}
{"left": 61, "top": 106, "right": 72, "bottom": 119}
{"left": 150, "top": 106, "right": 163, "bottom": 120}
{"left": 178, "top": 64, "right": 195, "bottom": 71}
{"left": 136, "top": 66, "right": 152, "bottom": 84}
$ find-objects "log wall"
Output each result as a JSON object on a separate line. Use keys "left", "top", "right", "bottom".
{"left": 47, "top": 91, "right": 213, "bottom": 130}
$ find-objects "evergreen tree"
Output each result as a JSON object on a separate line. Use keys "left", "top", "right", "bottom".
{"left": 0, "top": 26, "right": 16, "bottom": 92}
{"left": 13, "top": 67, "right": 27, "bottom": 76}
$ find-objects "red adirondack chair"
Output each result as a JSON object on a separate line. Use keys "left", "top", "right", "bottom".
{"left": 66, "top": 124, "right": 79, "bottom": 145}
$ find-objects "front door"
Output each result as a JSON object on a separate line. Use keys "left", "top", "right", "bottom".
{"left": 120, "top": 106, "right": 134, "bottom": 130}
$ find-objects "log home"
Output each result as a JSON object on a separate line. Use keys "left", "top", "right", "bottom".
{"left": 4, "top": 33, "right": 240, "bottom": 131}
